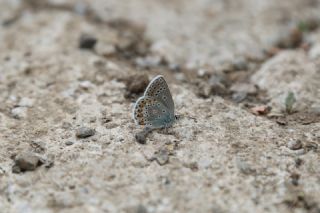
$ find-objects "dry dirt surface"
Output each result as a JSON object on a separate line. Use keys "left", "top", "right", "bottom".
{"left": 0, "top": 0, "right": 320, "bottom": 213}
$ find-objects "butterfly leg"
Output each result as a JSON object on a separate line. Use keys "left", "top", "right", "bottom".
{"left": 163, "top": 124, "right": 171, "bottom": 134}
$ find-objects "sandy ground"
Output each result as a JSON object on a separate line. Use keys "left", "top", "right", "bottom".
{"left": 0, "top": 0, "right": 319, "bottom": 213}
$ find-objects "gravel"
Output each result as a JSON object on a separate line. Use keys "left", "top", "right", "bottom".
{"left": 12, "top": 152, "right": 41, "bottom": 173}
{"left": 79, "top": 34, "right": 97, "bottom": 49}
{"left": 287, "top": 139, "right": 303, "bottom": 150}
{"left": 75, "top": 127, "right": 96, "bottom": 138}
{"left": 154, "top": 149, "right": 169, "bottom": 166}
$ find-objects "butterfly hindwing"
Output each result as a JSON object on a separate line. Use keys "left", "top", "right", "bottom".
{"left": 133, "top": 75, "right": 175, "bottom": 129}
{"left": 133, "top": 96, "right": 171, "bottom": 128}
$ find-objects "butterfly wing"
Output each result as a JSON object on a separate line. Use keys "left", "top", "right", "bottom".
{"left": 144, "top": 75, "right": 174, "bottom": 115}
{"left": 133, "top": 96, "right": 173, "bottom": 129}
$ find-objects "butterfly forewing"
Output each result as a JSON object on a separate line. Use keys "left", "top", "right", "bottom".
{"left": 144, "top": 76, "right": 174, "bottom": 115}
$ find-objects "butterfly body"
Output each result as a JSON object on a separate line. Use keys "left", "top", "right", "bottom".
{"left": 133, "top": 75, "right": 175, "bottom": 129}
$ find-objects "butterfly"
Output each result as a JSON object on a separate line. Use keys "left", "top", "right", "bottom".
{"left": 133, "top": 75, "right": 175, "bottom": 129}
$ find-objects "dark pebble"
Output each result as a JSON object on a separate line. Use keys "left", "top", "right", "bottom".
{"left": 135, "top": 127, "right": 152, "bottom": 144}
{"left": 135, "top": 132, "right": 147, "bottom": 144}
{"left": 232, "top": 92, "right": 247, "bottom": 103}
{"left": 65, "top": 141, "right": 74, "bottom": 146}
{"left": 76, "top": 127, "right": 95, "bottom": 138}
{"left": 276, "top": 117, "right": 287, "bottom": 125}
{"left": 79, "top": 34, "right": 97, "bottom": 49}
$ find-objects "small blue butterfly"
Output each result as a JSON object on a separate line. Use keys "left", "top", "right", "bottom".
{"left": 133, "top": 75, "right": 175, "bottom": 129}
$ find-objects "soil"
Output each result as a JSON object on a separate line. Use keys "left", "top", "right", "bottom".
{"left": 0, "top": 0, "right": 319, "bottom": 213}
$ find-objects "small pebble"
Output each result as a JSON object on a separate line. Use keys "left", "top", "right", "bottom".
{"left": 293, "top": 149, "right": 305, "bottom": 155}
{"left": 196, "top": 81, "right": 212, "bottom": 98}
{"left": 62, "top": 122, "right": 72, "bottom": 129}
{"left": 79, "top": 34, "right": 97, "bottom": 49}
{"left": 169, "top": 63, "right": 180, "bottom": 72}
{"left": 30, "top": 140, "right": 46, "bottom": 153}
{"left": 76, "top": 127, "right": 95, "bottom": 138}
{"left": 65, "top": 141, "right": 74, "bottom": 146}
{"left": 287, "top": 139, "right": 302, "bottom": 150}
{"left": 131, "top": 152, "right": 148, "bottom": 168}
{"left": 290, "top": 173, "right": 300, "bottom": 186}
{"left": 230, "top": 83, "right": 257, "bottom": 95}
{"left": 295, "top": 158, "right": 303, "bottom": 167}
{"left": 135, "top": 127, "right": 152, "bottom": 144}
{"left": 208, "top": 74, "right": 228, "bottom": 96}
{"left": 232, "top": 92, "right": 247, "bottom": 103}
{"left": 184, "top": 161, "right": 199, "bottom": 171}
{"left": 276, "top": 117, "right": 287, "bottom": 125}
{"left": 236, "top": 157, "right": 255, "bottom": 175}
{"left": 309, "top": 43, "right": 320, "bottom": 59}
{"left": 197, "top": 69, "right": 208, "bottom": 77}
{"left": 11, "top": 107, "right": 27, "bottom": 119}
{"left": 101, "top": 116, "right": 112, "bottom": 124}
{"left": 95, "top": 43, "right": 116, "bottom": 56}
{"left": 232, "top": 57, "right": 248, "bottom": 71}
{"left": 12, "top": 152, "right": 41, "bottom": 173}
{"left": 135, "top": 132, "right": 147, "bottom": 144}
{"left": 18, "top": 97, "right": 34, "bottom": 107}
{"left": 135, "top": 55, "right": 162, "bottom": 68}
{"left": 89, "top": 116, "right": 97, "bottom": 123}
{"left": 155, "top": 149, "right": 169, "bottom": 166}
{"left": 79, "top": 81, "right": 94, "bottom": 90}
{"left": 40, "top": 154, "right": 55, "bottom": 169}
{"left": 174, "top": 73, "right": 186, "bottom": 82}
